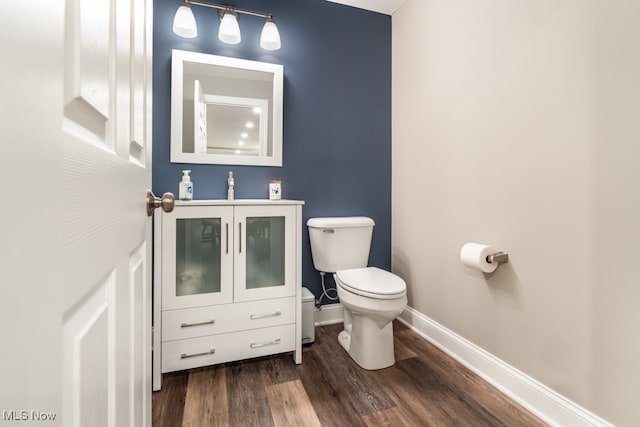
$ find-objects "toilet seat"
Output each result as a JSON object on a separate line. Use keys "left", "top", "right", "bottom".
{"left": 335, "top": 267, "right": 406, "bottom": 300}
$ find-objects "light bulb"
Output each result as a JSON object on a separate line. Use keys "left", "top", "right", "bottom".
{"left": 173, "top": 2, "right": 197, "bottom": 38}
{"left": 218, "top": 10, "right": 241, "bottom": 44}
{"left": 260, "top": 17, "right": 281, "bottom": 51}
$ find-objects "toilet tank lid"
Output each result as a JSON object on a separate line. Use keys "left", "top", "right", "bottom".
{"left": 307, "top": 216, "right": 374, "bottom": 228}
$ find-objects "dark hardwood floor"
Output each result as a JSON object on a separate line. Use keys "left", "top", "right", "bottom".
{"left": 153, "top": 321, "right": 547, "bottom": 426}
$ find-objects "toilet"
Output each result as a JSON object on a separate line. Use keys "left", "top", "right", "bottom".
{"left": 307, "top": 217, "right": 407, "bottom": 370}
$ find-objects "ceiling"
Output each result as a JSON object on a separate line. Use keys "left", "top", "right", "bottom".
{"left": 325, "top": 0, "right": 406, "bottom": 15}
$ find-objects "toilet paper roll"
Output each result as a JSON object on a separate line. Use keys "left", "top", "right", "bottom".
{"left": 460, "top": 243, "right": 499, "bottom": 273}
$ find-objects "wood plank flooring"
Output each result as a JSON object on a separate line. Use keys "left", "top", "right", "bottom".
{"left": 153, "top": 321, "right": 547, "bottom": 427}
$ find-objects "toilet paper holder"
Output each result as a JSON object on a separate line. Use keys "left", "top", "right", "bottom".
{"left": 486, "top": 252, "right": 509, "bottom": 264}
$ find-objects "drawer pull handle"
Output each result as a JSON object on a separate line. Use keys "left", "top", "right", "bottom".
{"left": 180, "top": 319, "right": 215, "bottom": 328}
{"left": 180, "top": 348, "right": 215, "bottom": 359}
{"left": 250, "top": 338, "right": 281, "bottom": 349}
{"left": 250, "top": 311, "right": 281, "bottom": 320}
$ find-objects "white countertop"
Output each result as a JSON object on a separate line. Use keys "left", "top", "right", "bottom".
{"left": 175, "top": 199, "right": 305, "bottom": 206}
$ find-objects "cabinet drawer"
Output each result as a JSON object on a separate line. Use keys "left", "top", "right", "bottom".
{"left": 161, "top": 324, "right": 295, "bottom": 373}
{"left": 162, "top": 297, "right": 295, "bottom": 342}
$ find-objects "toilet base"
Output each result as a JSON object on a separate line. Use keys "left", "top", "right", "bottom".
{"left": 339, "top": 311, "right": 395, "bottom": 370}
{"left": 338, "top": 330, "right": 351, "bottom": 352}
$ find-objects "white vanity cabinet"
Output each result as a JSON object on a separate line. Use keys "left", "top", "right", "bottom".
{"left": 153, "top": 200, "right": 304, "bottom": 390}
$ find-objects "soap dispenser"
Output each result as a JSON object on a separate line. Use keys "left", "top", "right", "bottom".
{"left": 179, "top": 170, "right": 193, "bottom": 201}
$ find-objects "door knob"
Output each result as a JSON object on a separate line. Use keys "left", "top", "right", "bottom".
{"left": 146, "top": 190, "right": 175, "bottom": 216}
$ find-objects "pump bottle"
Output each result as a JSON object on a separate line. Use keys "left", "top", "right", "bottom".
{"left": 179, "top": 170, "right": 193, "bottom": 201}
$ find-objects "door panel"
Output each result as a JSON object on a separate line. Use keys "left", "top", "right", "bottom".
{"left": 234, "top": 205, "right": 296, "bottom": 302}
{"left": 62, "top": 275, "right": 111, "bottom": 427}
{"left": 161, "top": 206, "right": 235, "bottom": 310}
{"left": 129, "top": 244, "right": 149, "bottom": 426}
{"left": 64, "top": 0, "right": 111, "bottom": 144}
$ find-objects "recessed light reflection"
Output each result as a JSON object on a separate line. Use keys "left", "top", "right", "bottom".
{"left": 238, "top": 141, "right": 245, "bottom": 146}
{"left": 252, "top": 107, "right": 261, "bottom": 114}
{"left": 241, "top": 132, "right": 248, "bottom": 138}
{"left": 235, "top": 150, "right": 241, "bottom": 154}
{"left": 245, "top": 122, "right": 254, "bottom": 129}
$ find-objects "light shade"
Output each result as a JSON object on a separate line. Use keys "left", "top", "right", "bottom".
{"left": 218, "top": 10, "right": 241, "bottom": 44}
{"left": 173, "top": 2, "right": 197, "bottom": 38}
{"left": 260, "top": 17, "right": 281, "bottom": 51}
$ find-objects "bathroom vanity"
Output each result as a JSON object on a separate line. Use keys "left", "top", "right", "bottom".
{"left": 152, "top": 199, "right": 304, "bottom": 390}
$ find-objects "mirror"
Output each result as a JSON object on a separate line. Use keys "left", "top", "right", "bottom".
{"left": 171, "top": 49, "right": 283, "bottom": 166}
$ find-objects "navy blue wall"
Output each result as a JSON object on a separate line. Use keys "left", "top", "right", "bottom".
{"left": 153, "top": 0, "right": 391, "bottom": 302}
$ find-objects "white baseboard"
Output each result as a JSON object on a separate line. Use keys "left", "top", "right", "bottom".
{"left": 314, "top": 302, "right": 344, "bottom": 326}
{"left": 314, "top": 303, "right": 612, "bottom": 426}
{"left": 398, "top": 306, "right": 613, "bottom": 427}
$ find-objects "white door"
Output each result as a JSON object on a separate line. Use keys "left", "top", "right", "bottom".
{"left": 0, "top": 0, "right": 154, "bottom": 426}
{"left": 194, "top": 79, "right": 208, "bottom": 154}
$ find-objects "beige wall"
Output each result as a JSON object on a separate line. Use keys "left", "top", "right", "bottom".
{"left": 392, "top": 1, "right": 640, "bottom": 425}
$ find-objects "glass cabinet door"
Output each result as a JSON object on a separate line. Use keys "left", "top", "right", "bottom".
{"left": 233, "top": 205, "right": 296, "bottom": 302}
{"left": 162, "top": 206, "right": 234, "bottom": 310}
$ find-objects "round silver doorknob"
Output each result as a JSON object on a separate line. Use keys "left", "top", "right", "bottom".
{"left": 146, "top": 190, "right": 175, "bottom": 216}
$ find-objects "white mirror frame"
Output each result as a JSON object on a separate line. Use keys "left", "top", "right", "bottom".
{"left": 171, "top": 49, "right": 284, "bottom": 166}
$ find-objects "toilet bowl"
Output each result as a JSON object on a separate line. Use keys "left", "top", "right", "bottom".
{"left": 334, "top": 267, "right": 407, "bottom": 370}
{"left": 307, "top": 217, "right": 408, "bottom": 370}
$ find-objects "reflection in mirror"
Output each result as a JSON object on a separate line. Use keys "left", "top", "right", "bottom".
{"left": 191, "top": 80, "right": 268, "bottom": 156}
{"left": 171, "top": 49, "right": 283, "bottom": 166}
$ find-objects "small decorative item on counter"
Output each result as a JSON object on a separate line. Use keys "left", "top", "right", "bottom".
{"left": 227, "top": 171, "right": 234, "bottom": 200}
{"left": 269, "top": 180, "right": 281, "bottom": 200}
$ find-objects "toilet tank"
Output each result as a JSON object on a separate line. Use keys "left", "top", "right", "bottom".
{"left": 307, "top": 217, "right": 374, "bottom": 273}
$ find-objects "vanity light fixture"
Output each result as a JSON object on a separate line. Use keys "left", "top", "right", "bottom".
{"left": 172, "top": 0, "right": 282, "bottom": 51}
{"left": 172, "top": 1, "right": 198, "bottom": 38}
{"left": 260, "top": 17, "right": 281, "bottom": 51}
{"left": 218, "top": 8, "right": 240, "bottom": 44}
